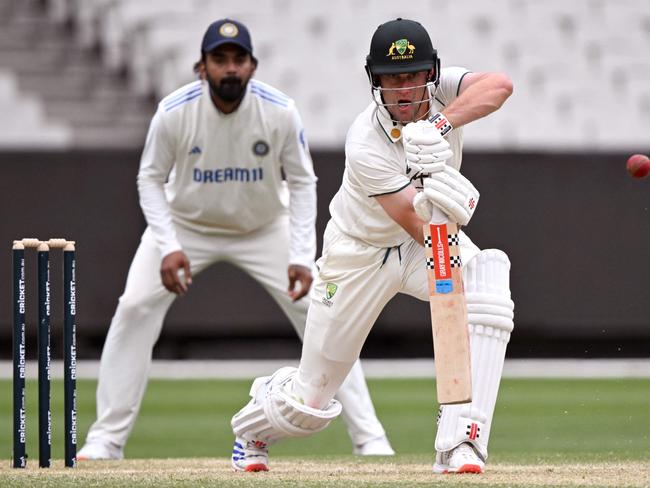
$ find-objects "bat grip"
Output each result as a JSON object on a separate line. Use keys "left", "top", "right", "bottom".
{"left": 429, "top": 205, "right": 449, "bottom": 225}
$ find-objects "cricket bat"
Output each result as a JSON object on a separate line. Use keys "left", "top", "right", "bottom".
{"left": 423, "top": 206, "right": 472, "bottom": 405}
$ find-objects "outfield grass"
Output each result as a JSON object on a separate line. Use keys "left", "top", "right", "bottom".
{"left": 1, "top": 377, "right": 649, "bottom": 464}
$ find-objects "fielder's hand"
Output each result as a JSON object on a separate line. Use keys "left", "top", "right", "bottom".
{"left": 413, "top": 166, "right": 480, "bottom": 226}
{"left": 160, "top": 250, "right": 192, "bottom": 295}
{"left": 403, "top": 119, "right": 453, "bottom": 179}
{"left": 288, "top": 264, "right": 313, "bottom": 302}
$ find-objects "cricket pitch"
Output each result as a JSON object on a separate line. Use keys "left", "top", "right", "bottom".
{"left": 1, "top": 459, "right": 649, "bottom": 487}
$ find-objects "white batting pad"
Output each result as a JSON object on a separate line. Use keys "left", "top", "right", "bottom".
{"left": 435, "top": 249, "right": 514, "bottom": 460}
{"left": 231, "top": 367, "right": 342, "bottom": 445}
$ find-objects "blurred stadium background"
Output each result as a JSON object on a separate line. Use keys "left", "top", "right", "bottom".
{"left": 1, "top": 0, "right": 649, "bottom": 363}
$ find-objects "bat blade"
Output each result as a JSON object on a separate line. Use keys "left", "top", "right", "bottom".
{"left": 424, "top": 219, "right": 472, "bottom": 405}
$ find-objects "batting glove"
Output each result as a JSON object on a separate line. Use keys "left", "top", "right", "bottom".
{"left": 413, "top": 166, "right": 479, "bottom": 226}
{"left": 403, "top": 119, "right": 453, "bottom": 179}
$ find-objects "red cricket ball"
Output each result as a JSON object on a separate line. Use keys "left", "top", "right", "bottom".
{"left": 626, "top": 154, "right": 650, "bottom": 179}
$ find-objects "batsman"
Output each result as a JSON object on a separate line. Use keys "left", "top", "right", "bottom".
{"left": 77, "top": 18, "right": 393, "bottom": 460}
{"left": 230, "top": 18, "right": 515, "bottom": 474}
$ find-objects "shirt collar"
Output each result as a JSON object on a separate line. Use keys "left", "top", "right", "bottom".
{"left": 374, "top": 105, "right": 403, "bottom": 144}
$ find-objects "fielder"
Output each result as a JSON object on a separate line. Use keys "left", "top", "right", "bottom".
{"left": 77, "top": 18, "right": 394, "bottom": 460}
{"left": 230, "top": 18, "right": 514, "bottom": 474}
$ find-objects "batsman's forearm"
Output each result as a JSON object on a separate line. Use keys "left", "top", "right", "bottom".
{"left": 376, "top": 185, "right": 425, "bottom": 246}
{"left": 408, "top": 217, "right": 425, "bottom": 246}
{"left": 443, "top": 73, "right": 513, "bottom": 128}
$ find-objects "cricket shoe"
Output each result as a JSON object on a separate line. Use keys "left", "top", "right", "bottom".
{"left": 77, "top": 441, "right": 124, "bottom": 460}
{"left": 432, "top": 442, "right": 484, "bottom": 474}
{"left": 231, "top": 437, "right": 269, "bottom": 472}
{"left": 353, "top": 435, "right": 396, "bottom": 456}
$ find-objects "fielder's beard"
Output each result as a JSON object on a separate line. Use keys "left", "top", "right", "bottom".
{"left": 208, "top": 75, "right": 247, "bottom": 103}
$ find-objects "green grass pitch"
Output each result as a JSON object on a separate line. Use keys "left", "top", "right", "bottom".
{"left": 1, "top": 377, "right": 649, "bottom": 487}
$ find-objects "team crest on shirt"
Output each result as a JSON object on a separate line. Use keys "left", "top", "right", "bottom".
{"left": 326, "top": 283, "right": 338, "bottom": 299}
{"left": 322, "top": 282, "right": 338, "bottom": 307}
{"left": 252, "top": 140, "right": 269, "bottom": 156}
{"left": 387, "top": 39, "right": 415, "bottom": 60}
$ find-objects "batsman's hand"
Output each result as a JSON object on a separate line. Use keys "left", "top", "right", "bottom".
{"left": 288, "top": 264, "right": 313, "bottom": 302}
{"left": 413, "top": 166, "right": 480, "bottom": 226}
{"left": 160, "top": 250, "right": 192, "bottom": 296}
{"left": 403, "top": 120, "right": 453, "bottom": 180}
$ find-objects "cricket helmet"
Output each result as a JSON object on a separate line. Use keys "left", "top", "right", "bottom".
{"left": 365, "top": 18, "right": 440, "bottom": 85}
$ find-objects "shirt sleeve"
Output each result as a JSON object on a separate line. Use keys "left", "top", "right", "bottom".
{"left": 346, "top": 139, "right": 410, "bottom": 197}
{"left": 136, "top": 106, "right": 182, "bottom": 259}
{"left": 435, "top": 66, "right": 471, "bottom": 107}
{"left": 280, "top": 102, "right": 318, "bottom": 268}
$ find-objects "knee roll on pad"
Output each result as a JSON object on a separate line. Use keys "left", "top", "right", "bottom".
{"left": 231, "top": 367, "right": 342, "bottom": 445}
{"left": 435, "top": 249, "right": 515, "bottom": 460}
{"left": 465, "top": 248, "right": 514, "bottom": 333}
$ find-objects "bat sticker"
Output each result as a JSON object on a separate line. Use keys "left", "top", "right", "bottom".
{"left": 430, "top": 223, "right": 453, "bottom": 294}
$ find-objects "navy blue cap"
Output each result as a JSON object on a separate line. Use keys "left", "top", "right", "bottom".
{"left": 201, "top": 19, "right": 254, "bottom": 56}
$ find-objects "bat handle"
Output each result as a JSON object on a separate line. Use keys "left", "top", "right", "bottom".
{"left": 429, "top": 205, "right": 449, "bottom": 225}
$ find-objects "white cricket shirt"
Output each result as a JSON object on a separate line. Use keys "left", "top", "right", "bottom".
{"left": 137, "top": 79, "right": 317, "bottom": 267}
{"left": 329, "top": 67, "right": 470, "bottom": 248}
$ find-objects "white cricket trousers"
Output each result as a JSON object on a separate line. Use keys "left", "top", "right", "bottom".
{"left": 84, "top": 214, "right": 387, "bottom": 449}
{"left": 294, "top": 220, "right": 480, "bottom": 408}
